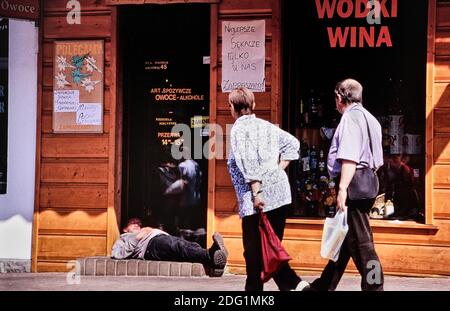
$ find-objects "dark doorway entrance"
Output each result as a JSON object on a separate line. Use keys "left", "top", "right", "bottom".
{"left": 121, "top": 5, "right": 210, "bottom": 246}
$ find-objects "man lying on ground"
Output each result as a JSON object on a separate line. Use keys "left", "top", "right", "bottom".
{"left": 112, "top": 217, "right": 228, "bottom": 277}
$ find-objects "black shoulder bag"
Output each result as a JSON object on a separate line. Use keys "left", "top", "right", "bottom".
{"left": 347, "top": 109, "right": 380, "bottom": 201}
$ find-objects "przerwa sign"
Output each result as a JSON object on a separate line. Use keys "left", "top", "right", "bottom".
{"left": 0, "top": 0, "right": 39, "bottom": 21}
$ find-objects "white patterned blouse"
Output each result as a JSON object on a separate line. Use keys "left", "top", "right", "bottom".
{"left": 227, "top": 114, "right": 300, "bottom": 218}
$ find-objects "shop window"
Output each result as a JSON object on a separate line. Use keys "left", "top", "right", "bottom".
{"left": 0, "top": 18, "right": 8, "bottom": 194}
{"left": 282, "top": 0, "right": 427, "bottom": 223}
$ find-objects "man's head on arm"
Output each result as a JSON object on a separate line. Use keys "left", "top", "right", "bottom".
{"left": 123, "top": 217, "right": 142, "bottom": 233}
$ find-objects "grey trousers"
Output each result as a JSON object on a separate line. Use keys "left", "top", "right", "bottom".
{"left": 312, "top": 198, "right": 384, "bottom": 291}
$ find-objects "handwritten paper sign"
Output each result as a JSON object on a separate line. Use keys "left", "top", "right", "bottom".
{"left": 54, "top": 90, "right": 79, "bottom": 112}
{"left": 76, "top": 103, "right": 102, "bottom": 125}
{"left": 53, "top": 40, "right": 104, "bottom": 133}
{"left": 221, "top": 20, "right": 265, "bottom": 93}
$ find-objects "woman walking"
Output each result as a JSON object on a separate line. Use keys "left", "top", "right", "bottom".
{"left": 227, "top": 87, "right": 309, "bottom": 291}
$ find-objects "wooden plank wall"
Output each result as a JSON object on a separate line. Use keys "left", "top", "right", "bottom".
{"left": 209, "top": 0, "right": 283, "bottom": 272}
{"left": 31, "top": 0, "right": 450, "bottom": 275}
{"left": 434, "top": 0, "right": 450, "bottom": 221}
{"left": 32, "top": 0, "right": 118, "bottom": 272}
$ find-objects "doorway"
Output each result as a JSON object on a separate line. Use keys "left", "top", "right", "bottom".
{"left": 120, "top": 4, "right": 210, "bottom": 246}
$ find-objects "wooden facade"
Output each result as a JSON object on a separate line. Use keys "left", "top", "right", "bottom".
{"left": 32, "top": 0, "right": 450, "bottom": 276}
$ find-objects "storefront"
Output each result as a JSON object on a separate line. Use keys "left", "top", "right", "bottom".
{"left": 31, "top": 0, "right": 450, "bottom": 276}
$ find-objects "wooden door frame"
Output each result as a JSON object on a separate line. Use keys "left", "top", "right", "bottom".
{"left": 112, "top": 3, "right": 218, "bottom": 253}
{"left": 106, "top": 6, "right": 122, "bottom": 255}
{"left": 425, "top": 0, "right": 436, "bottom": 225}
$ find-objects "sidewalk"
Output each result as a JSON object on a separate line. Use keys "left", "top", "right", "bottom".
{"left": 0, "top": 272, "right": 449, "bottom": 291}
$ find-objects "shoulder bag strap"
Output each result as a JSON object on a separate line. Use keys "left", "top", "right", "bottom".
{"left": 352, "top": 106, "right": 376, "bottom": 169}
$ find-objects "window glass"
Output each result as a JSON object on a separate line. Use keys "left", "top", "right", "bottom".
{"left": 283, "top": 0, "right": 427, "bottom": 223}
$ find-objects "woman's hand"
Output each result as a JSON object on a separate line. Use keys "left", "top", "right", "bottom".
{"left": 253, "top": 193, "right": 265, "bottom": 210}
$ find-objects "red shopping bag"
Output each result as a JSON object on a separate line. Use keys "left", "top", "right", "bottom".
{"left": 259, "top": 210, "right": 292, "bottom": 282}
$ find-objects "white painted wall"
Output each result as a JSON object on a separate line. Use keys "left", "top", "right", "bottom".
{"left": 0, "top": 19, "right": 38, "bottom": 260}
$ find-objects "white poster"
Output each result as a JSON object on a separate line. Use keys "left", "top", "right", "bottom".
{"left": 76, "top": 103, "right": 102, "bottom": 125}
{"left": 221, "top": 20, "right": 265, "bottom": 93}
{"left": 54, "top": 90, "right": 79, "bottom": 112}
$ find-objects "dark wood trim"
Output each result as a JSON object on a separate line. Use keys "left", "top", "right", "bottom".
{"left": 272, "top": 0, "right": 281, "bottom": 125}
{"left": 207, "top": 3, "right": 219, "bottom": 248}
{"left": 106, "top": 7, "right": 121, "bottom": 255}
{"left": 31, "top": 2, "right": 44, "bottom": 273}
{"left": 106, "top": 0, "right": 220, "bottom": 5}
{"left": 426, "top": 0, "right": 437, "bottom": 225}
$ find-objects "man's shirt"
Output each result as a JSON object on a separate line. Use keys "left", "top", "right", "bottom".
{"left": 327, "top": 103, "right": 383, "bottom": 178}
{"left": 112, "top": 229, "right": 168, "bottom": 259}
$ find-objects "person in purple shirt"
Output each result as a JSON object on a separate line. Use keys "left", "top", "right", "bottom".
{"left": 310, "top": 78, "right": 384, "bottom": 291}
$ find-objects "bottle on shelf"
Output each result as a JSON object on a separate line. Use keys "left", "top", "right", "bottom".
{"left": 382, "top": 118, "right": 391, "bottom": 155}
{"left": 317, "top": 90, "right": 325, "bottom": 126}
{"left": 304, "top": 177, "right": 319, "bottom": 217}
{"left": 308, "top": 89, "right": 318, "bottom": 127}
{"left": 299, "top": 99, "right": 305, "bottom": 128}
{"left": 294, "top": 179, "right": 304, "bottom": 216}
{"left": 304, "top": 179, "right": 313, "bottom": 217}
{"left": 384, "top": 199, "right": 395, "bottom": 218}
{"left": 318, "top": 148, "right": 327, "bottom": 179}
{"left": 309, "top": 144, "right": 318, "bottom": 174}
{"left": 301, "top": 139, "right": 310, "bottom": 176}
{"left": 412, "top": 168, "right": 420, "bottom": 188}
{"left": 325, "top": 179, "right": 337, "bottom": 217}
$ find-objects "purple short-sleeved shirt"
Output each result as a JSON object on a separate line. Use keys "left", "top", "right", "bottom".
{"left": 327, "top": 103, "right": 383, "bottom": 178}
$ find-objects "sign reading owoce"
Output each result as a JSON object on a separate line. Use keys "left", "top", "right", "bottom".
{"left": 0, "top": 0, "right": 39, "bottom": 21}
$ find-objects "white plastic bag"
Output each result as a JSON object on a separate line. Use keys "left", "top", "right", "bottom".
{"left": 320, "top": 209, "right": 349, "bottom": 262}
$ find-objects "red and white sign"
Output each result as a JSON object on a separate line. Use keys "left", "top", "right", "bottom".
{"left": 0, "top": 0, "right": 39, "bottom": 21}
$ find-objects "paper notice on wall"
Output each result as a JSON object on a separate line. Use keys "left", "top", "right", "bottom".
{"left": 54, "top": 90, "right": 79, "bottom": 112}
{"left": 76, "top": 103, "right": 102, "bottom": 125}
{"left": 221, "top": 20, "right": 265, "bottom": 93}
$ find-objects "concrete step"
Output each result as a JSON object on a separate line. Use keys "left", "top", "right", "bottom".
{"left": 76, "top": 257, "right": 210, "bottom": 277}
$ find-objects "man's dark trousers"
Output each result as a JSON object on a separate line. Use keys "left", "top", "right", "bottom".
{"left": 312, "top": 198, "right": 384, "bottom": 291}
{"left": 144, "top": 234, "right": 210, "bottom": 264}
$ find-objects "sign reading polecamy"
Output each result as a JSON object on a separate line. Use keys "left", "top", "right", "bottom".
{"left": 53, "top": 40, "right": 104, "bottom": 133}
{"left": 221, "top": 20, "right": 265, "bottom": 93}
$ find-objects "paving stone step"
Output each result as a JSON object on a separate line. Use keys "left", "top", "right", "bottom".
{"left": 76, "top": 257, "right": 210, "bottom": 277}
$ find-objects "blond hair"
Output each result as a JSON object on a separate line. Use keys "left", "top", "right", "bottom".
{"left": 228, "top": 87, "right": 255, "bottom": 113}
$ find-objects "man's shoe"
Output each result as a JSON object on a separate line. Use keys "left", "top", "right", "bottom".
{"left": 293, "top": 281, "right": 312, "bottom": 291}
{"left": 205, "top": 250, "right": 227, "bottom": 277}
{"left": 213, "top": 249, "right": 227, "bottom": 269}
{"left": 205, "top": 232, "right": 228, "bottom": 277}
{"left": 212, "top": 232, "right": 228, "bottom": 256}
